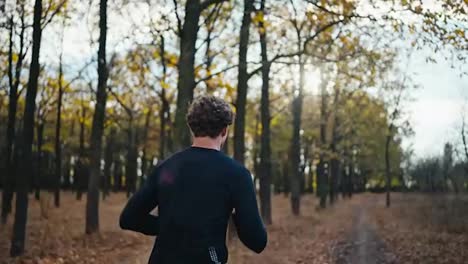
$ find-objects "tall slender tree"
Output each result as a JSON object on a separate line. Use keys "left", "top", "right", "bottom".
{"left": 86, "top": 0, "right": 108, "bottom": 234}
{"left": 172, "top": 0, "right": 227, "bottom": 151}
{"left": 159, "top": 35, "right": 169, "bottom": 160}
{"left": 317, "top": 71, "right": 328, "bottom": 209}
{"left": 329, "top": 84, "right": 341, "bottom": 204}
{"left": 54, "top": 16, "right": 67, "bottom": 208}
{"left": 258, "top": 0, "right": 272, "bottom": 225}
{"left": 233, "top": 0, "right": 253, "bottom": 164}
{"left": 10, "top": 0, "right": 43, "bottom": 256}
{"left": 2, "top": 0, "right": 26, "bottom": 224}
{"left": 102, "top": 128, "right": 116, "bottom": 199}
{"left": 288, "top": 3, "right": 306, "bottom": 215}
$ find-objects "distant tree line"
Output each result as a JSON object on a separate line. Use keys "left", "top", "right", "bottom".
{"left": 409, "top": 143, "right": 468, "bottom": 193}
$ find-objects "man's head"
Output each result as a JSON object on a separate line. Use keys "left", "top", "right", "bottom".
{"left": 186, "top": 96, "right": 234, "bottom": 147}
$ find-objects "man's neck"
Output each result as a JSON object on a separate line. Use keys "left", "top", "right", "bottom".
{"left": 192, "top": 137, "right": 221, "bottom": 151}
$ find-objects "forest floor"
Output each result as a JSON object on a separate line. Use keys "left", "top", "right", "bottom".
{"left": 1, "top": 192, "right": 467, "bottom": 264}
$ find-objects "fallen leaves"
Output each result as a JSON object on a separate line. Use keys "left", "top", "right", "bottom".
{"left": 2, "top": 192, "right": 465, "bottom": 264}
{"left": 372, "top": 193, "right": 468, "bottom": 264}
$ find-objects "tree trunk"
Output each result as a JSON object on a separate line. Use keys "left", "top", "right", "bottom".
{"left": 35, "top": 121, "right": 45, "bottom": 200}
{"left": 86, "top": 0, "right": 108, "bottom": 234}
{"left": 173, "top": 0, "right": 202, "bottom": 151}
{"left": 307, "top": 160, "right": 313, "bottom": 193}
{"left": 282, "top": 159, "right": 289, "bottom": 194}
{"left": 63, "top": 157, "right": 71, "bottom": 189}
{"left": 233, "top": 0, "right": 253, "bottom": 165}
{"left": 103, "top": 129, "right": 115, "bottom": 200}
{"left": 159, "top": 87, "right": 169, "bottom": 161}
{"left": 385, "top": 126, "right": 392, "bottom": 208}
{"left": 125, "top": 118, "right": 137, "bottom": 198}
{"left": 79, "top": 105, "right": 86, "bottom": 157}
{"left": 329, "top": 86, "right": 341, "bottom": 205}
{"left": 301, "top": 144, "right": 310, "bottom": 193}
{"left": 317, "top": 74, "right": 328, "bottom": 209}
{"left": 10, "top": 0, "right": 42, "bottom": 256}
{"left": 348, "top": 159, "right": 354, "bottom": 198}
{"left": 290, "top": 57, "right": 304, "bottom": 215}
{"left": 54, "top": 41, "right": 65, "bottom": 208}
{"left": 159, "top": 35, "right": 168, "bottom": 160}
{"left": 253, "top": 111, "right": 261, "bottom": 193}
{"left": 74, "top": 160, "right": 82, "bottom": 200}
{"left": 76, "top": 104, "right": 86, "bottom": 200}
{"left": 258, "top": 0, "right": 272, "bottom": 225}
{"left": 222, "top": 135, "right": 229, "bottom": 154}
{"left": 113, "top": 159, "right": 122, "bottom": 192}
{"left": 330, "top": 156, "right": 340, "bottom": 204}
{"left": 2, "top": 15, "right": 16, "bottom": 225}
{"left": 2, "top": 2, "right": 26, "bottom": 225}
{"left": 203, "top": 6, "right": 218, "bottom": 94}
{"left": 141, "top": 109, "right": 151, "bottom": 184}
{"left": 341, "top": 148, "right": 352, "bottom": 198}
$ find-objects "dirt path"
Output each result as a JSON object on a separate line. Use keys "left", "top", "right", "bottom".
{"left": 333, "top": 198, "right": 397, "bottom": 264}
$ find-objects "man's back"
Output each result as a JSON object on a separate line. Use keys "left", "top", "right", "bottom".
{"left": 120, "top": 147, "right": 267, "bottom": 264}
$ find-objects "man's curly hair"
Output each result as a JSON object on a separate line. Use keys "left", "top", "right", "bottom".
{"left": 186, "top": 96, "right": 234, "bottom": 138}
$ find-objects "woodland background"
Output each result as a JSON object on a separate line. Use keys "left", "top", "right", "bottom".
{"left": 0, "top": 0, "right": 467, "bottom": 263}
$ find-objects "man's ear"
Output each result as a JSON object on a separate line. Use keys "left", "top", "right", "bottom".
{"left": 221, "top": 127, "right": 228, "bottom": 138}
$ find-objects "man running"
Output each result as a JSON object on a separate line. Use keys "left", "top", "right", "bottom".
{"left": 120, "top": 96, "right": 267, "bottom": 264}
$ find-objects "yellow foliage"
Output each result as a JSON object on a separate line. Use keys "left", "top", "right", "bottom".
{"left": 271, "top": 116, "right": 280, "bottom": 127}
{"left": 160, "top": 80, "right": 170, "bottom": 89}
{"left": 454, "top": 29, "right": 465, "bottom": 38}
{"left": 414, "top": 5, "right": 423, "bottom": 14}
{"left": 252, "top": 11, "right": 264, "bottom": 25}
{"left": 152, "top": 50, "right": 161, "bottom": 59}
{"left": 165, "top": 54, "right": 178, "bottom": 66}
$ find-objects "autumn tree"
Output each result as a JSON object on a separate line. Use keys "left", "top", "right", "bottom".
{"left": 173, "top": 0, "right": 229, "bottom": 151}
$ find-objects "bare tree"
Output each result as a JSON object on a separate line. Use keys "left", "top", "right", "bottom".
{"left": 258, "top": 0, "right": 272, "bottom": 225}
{"left": 2, "top": 0, "right": 27, "bottom": 225}
{"left": 86, "top": 0, "right": 108, "bottom": 234}
{"left": 10, "top": 0, "right": 43, "bottom": 256}
{"left": 233, "top": 0, "right": 254, "bottom": 165}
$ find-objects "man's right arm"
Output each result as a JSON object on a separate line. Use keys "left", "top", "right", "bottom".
{"left": 119, "top": 169, "right": 160, "bottom": 236}
{"left": 232, "top": 167, "right": 267, "bottom": 253}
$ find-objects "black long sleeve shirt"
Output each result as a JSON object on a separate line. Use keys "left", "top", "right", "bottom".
{"left": 119, "top": 146, "right": 267, "bottom": 264}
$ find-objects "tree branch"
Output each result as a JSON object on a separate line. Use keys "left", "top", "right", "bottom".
{"left": 195, "top": 64, "right": 238, "bottom": 85}
{"left": 172, "top": 0, "right": 182, "bottom": 35}
{"left": 247, "top": 19, "right": 347, "bottom": 79}
{"left": 41, "top": 0, "right": 68, "bottom": 29}
{"left": 63, "top": 59, "right": 94, "bottom": 90}
{"left": 200, "top": 0, "right": 228, "bottom": 11}
{"left": 108, "top": 87, "right": 133, "bottom": 117}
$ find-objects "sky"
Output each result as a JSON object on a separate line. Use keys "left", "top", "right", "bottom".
{"left": 403, "top": 52, "right": 467, "bottom": 159}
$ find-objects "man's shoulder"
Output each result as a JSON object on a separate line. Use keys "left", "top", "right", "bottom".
{"left": 227, "top": 156, "right": 249, "bottom": 171}
{"left": 155, "top": 148, "right": 189, "bottom": 167}
{"left": 217, "top": 154, "right": 251, "bottom": 177}
{"left": 153, "top": 148, "right": 250, "bottom": 176}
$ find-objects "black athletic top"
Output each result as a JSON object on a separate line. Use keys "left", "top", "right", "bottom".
{"left": 119, "top": 146, "right": 267, "bottom": 264}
